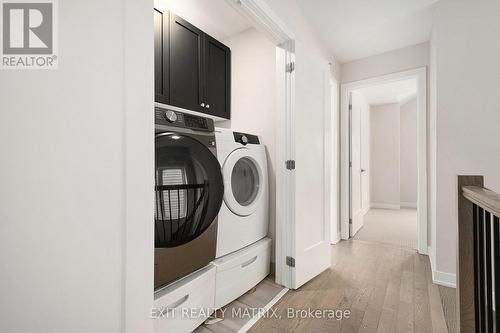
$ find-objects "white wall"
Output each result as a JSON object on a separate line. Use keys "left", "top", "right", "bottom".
{"left": 430, "top": 0, "right": 500, "bottom": 277}
{"left": 0, "top": 1, "right": 154, "bottom": 332}
{"left": 217, "top": 28, "right": 277, "bottom": 259}
{"left": 341, "top": 42, "right": 429, "bottom": 84}
{"left": 370, "top": 103, "right": 401, "bottom": 207}
{"left": 400, "top": 98, "right": 418, "bottom": 206}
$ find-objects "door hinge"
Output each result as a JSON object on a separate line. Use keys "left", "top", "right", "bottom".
{"left": 349, "top": 161, "right": 352, "bottom": 168}
{"left": 348, "top": 104, "right": 352, "bottom": 111}
{"left": 285, "top": 160, "right": 295, "bottom": 170}
{"left": 349, "top": 218, "right": 353, "bottom": 225}
{"left": 286, "top": 62, "right": 295, "bottom": 73}
{"left": 286, "top": 256, "right": 295, "bottom": 267}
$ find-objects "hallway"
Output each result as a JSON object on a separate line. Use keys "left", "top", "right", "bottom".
{"left": 354, "top": 209, "right": 417, "bottom": 250}
{"left": 249, "top": 239, "right": 448, "bottom": 332}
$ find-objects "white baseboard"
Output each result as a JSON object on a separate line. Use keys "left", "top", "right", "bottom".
{"left": 428, "top": 246, "right": 456, "bottom": 288}
{"left": 331, "top": 232, "right": 341, "bottom": 245}
{"left": 351, "top": 222, "right": 363, "bottom": 237}
{"left": 362, "top": 206, "right": 370, "bottom": 216}
{"left": 400, "top": 202, "right": 417, "bottom": 208}
{"left": 370, "top": 202, "right": 400, "bottom": 210}
{"left": 432, "top": 270, "right": 456, "bottom": 288}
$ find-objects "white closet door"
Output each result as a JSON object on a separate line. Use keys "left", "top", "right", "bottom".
{"left": 350, "top": 93, "right": 363, "bottom": 236}
{"left": 290, "top": 43, "right": 331, "bottom": 289}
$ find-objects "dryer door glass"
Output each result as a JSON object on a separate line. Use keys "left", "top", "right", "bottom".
{"left": 231, "top": 157, "right": 260, "bottom": 206}
{"left": 155, "top": 133, "right": 224, "bottom": 248}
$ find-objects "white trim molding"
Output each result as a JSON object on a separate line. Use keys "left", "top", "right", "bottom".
{"left": 225, "top": 0, "right": 295, "bottom": 45}
{"left": 371, "top": 203, "right": 401, "bottom": 210}
{"left": 331, "top": 232, "right": 341, "bottom": 245}
{"left": 351, "top": 222, "right": 363, "bottom": 237}
{"left": 400, "top": 202, "right": 417, "bottom": 209}
{"left": 428, "top": 247, "right": 456, "bottom": 288}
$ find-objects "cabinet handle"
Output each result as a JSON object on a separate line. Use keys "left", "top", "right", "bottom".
{"left": 205, "top": 104, "right": 210, "bottom": 109}
{"left": 241, "top": 256, "right": 258, "bottom": 268}
{"left": 165, "top": 294, "right": 189, "bottom": 312}
{"left": 200, "top": 103, "right": 205, "bottom": 107}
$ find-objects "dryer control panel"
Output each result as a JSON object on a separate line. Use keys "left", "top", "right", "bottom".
{"left": 233, "top": 132, "right": 260, "bottom": 145}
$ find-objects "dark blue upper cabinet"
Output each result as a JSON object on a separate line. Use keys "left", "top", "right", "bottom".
{"left": 154, "top": 10, "right": 231, "bottom": 119}
{"left": 205, "top": 35, "right": 231, "bottom": 119}
{"left": 154, "top": 8, "right": 169, "bottom": 105}
{"left": 168, "top": 14, "right": 205, "bottom": 113}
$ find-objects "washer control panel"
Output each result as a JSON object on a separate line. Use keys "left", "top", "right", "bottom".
{"left": 233, "top": 132, "right": 260, "bottom": 145}
{"left": 155, "top": 108, "right": 213, "bottom": 132}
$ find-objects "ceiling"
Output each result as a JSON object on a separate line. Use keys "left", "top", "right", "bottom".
{"left": 295, "top": 0, "right": 439, "bottom": 63}
{"left": 355, "top": 78, "right": 417, "bottom": 106}
{"left": 154, "top": 0, "right": 252, "bottom": 40}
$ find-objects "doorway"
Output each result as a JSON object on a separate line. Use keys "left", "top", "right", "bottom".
{"left": 340, "top": 68, "right": 428, "bottom": 254}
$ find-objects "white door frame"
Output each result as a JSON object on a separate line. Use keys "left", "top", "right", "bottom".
{"left": 327, "top": 76, "right": 340, "bottom": 244}
{"left": 226, "top": 0, "right": 296, "bottom": 287}
{"left": 275, "top": 44, "right": 295, "bottom": 287}
{"left": 340, "top": 67, "right": 428, "bottom": 254}
{"left": 228, "top": 0, "right": 333, "bottom": 287}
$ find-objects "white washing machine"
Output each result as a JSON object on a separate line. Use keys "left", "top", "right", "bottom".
{"left": 215, "top": 128, "right": 269, "bottom": 258}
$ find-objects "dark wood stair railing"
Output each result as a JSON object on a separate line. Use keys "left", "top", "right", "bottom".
{"left": 457, "top": 176, "right": 500, "bottom": 333}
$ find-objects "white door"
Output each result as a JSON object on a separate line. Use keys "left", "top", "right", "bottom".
{"left": 360, "top": 107, "right": 370, "bottom": 215}
{"left": 350, "top": 94, "right": 364, "bottom": 236}
{"left": 288, "top": 43, "right": 331, "bottom": 289}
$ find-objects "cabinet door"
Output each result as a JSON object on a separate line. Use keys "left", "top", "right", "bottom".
{"left": 154, "top": 8, "right": 169, "bottom": 104}
{"left": 169, "top": 14, "right": 205, "bottom": 112}
{"left": 204, "top": 35, "right": 231, "bottom": 119}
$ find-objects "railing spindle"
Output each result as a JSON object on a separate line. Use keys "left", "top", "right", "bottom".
{"left": 478, "top": 206, "right": 486, "bottom": 333}
{"left": 484, "top": 211, "right": 493, "bottom": 332}
{"left": 494, "top": 215, "right": 499, "bottom": 333}
{"left": 474, "top": 204, "right": 482, "bottom": 333}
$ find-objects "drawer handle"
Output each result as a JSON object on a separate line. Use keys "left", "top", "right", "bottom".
{"left": 241, "top": 256, "right": 258, "bottom": 268}
{"left": 166, "top": 294, "right": 189, "bottom": 310}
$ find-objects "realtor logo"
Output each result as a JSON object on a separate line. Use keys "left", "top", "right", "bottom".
{"left": 1, "top": 0, "right": 58, "bottom": 69}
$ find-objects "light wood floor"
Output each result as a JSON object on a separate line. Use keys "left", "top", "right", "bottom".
{"left": 249, "top": 240, "right": 449, "bottom": 333}
{"left": 438, "top": 286, "right": 457, "bottom": 333}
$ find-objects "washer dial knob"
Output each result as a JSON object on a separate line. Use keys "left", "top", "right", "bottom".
{"left": 164, "top": 110, "right": 177, "bottom": 123}
{"left": 240, "top": 135, "right": 249, "bottom": 145}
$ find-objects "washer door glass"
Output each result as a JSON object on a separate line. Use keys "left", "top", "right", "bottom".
{"left": 231, "top": 157, "right": 260, "bottom": 206}
{"left": 155, "top": 133, "right": 224, "bottom": 248}
{"left": 223, "top": 148, "right": 264, "bottom": 217}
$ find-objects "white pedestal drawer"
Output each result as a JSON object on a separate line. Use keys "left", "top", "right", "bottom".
{"left": 153, "top": 265, "right": 215, "bottom": 333}
{"left": 213, "top": 238, "right": 272, "bottom": 309}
